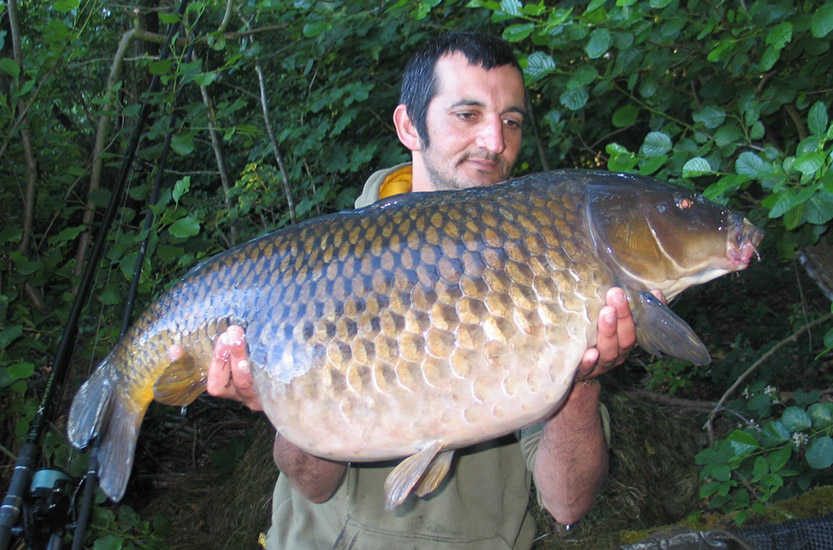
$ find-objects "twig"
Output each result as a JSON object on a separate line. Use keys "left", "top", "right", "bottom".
{"left": 705, "top": 311, "right": 833, "bottom": 444}
{"left": 0, "top": 442, "right": 16, "bottom": 461}
{"left": 256, "top": 62, "right": 296, "bottom": 225}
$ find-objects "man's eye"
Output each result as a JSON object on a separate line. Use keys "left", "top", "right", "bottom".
{"left": 456, "top": 112, "right": 477, "bottom": 121}
{"left": 503, "top": 118, "right": 522, "bottom": 129}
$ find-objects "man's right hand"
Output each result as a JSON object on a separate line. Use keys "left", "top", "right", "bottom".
{"left": 201, "top": 325, "right": 346, "bottom": 501}
{"left": 205, "top": 324, "right": 263, "bottom": 411}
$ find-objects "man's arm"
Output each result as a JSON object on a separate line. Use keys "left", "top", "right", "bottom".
{"left": 532, "top": 287, "right": 644, "bottom": 524}
{"left": 205, "top": 326, "right": 345, "bottom": 502}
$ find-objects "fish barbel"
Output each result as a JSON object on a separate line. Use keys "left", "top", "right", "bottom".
{"left": 68, "top": 169, "right": 763, "bottom": 508}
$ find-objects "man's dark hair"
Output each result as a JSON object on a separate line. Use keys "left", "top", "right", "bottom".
{"left": 399, "top": 31, "right": 523, "bottom": 146}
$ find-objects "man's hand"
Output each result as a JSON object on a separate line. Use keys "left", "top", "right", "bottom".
{"left": 578, "top": 287, "right": 666, "bottom": 380}
{"left": 204, "top": 324, "right": 263, "bottom": 411}
{"left": 578, "top": 288, "right": 635, "bottom": 379}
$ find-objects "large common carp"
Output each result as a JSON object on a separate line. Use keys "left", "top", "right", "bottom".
{"left": 68, "top": 169, "right": 763, "bottom": 508}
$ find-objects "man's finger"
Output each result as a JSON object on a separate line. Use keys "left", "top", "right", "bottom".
{"left": 607, "top": 288, "right": 635, "bottom": 351}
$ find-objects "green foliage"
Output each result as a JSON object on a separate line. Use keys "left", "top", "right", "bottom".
{"left": 696, "top": 386, "right": 833, "bottom": 524}
{"left": 87, "top": 503, "right": 172, "bottom": 550}
{"left": 2, "top": 0, "right": 833, "bottom": 542}
{"left": 478, "top": 0, "right": 833, "bottom": 253}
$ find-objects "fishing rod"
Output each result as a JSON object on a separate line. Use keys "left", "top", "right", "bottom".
{"left": 0, "top": 2, "right": 189, "bottom": 548}
{"left": 71, "top": 17, "right": 201, "bottom": 550}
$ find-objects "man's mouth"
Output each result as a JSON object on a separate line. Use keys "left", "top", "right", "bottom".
{"left": 462, "top": 155, "right": 503, "bottom": 173}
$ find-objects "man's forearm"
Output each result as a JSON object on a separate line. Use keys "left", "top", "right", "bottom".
{"left": 532, "top": 381, "right": 608, "bottom": 525}
{"left": 273, "top": 434, "right": 347, "bottom": 503}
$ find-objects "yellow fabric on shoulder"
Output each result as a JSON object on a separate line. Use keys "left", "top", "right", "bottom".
{"left": 379, "top": 165, "right": 413, "bottom": 199}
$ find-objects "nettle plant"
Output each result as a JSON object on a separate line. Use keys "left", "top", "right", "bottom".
{"left": 696, "top": 384, "right": 833, "bottom": 523}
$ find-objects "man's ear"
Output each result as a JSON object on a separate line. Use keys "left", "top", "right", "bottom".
{"left": 393, "top": 104, "right": 421, "bottom": 152}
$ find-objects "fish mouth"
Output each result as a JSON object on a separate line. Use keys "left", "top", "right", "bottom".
{"left": 727, "top": 217, "right": 764, "bottom": 268}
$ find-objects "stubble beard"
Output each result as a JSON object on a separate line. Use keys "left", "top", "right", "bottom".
{"left": 423, "top": 148, "right": 509, "bottom": 191}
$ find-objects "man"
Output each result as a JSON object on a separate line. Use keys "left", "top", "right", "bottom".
{"left": 207, "top": 32, "right": 638, "bottom": 549}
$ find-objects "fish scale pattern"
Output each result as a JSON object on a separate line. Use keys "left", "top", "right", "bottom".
{"left": 231, "top": 178, "right": 612, "bottom": 459}
{"left": 105, "top": 176, "right": 611, "bottom": 460}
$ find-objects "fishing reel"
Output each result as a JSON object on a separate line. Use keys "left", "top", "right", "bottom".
{"left": 12, "top": 468, "right": 75, "bottom": 550}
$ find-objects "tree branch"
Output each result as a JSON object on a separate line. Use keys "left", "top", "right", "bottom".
{"left": 705, "top": 311, "right": 833, "bottom": 444}
{"left": 256, "top": 62, "right": 296, "bottom": 225}
{"left": 199, "top": 81, "right": 238, "bottom": 245}
{"left": 72, "top": 27, "right": 166, "bottom": 284}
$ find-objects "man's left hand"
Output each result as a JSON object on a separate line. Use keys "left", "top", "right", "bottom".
{"left": 578, "top": 287, "right": 636, "bottom": 380}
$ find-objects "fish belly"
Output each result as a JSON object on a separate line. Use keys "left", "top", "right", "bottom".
{"left": 229, "top": 181, "right": 611, "bottom": 460}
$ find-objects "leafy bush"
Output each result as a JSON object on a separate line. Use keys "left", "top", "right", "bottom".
{"left": 2, "top": 0, "right": 832, "bottom": 542}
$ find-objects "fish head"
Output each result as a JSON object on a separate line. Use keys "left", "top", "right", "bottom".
{"left": 586, "top": 174, "right": 764, "bottom": 299}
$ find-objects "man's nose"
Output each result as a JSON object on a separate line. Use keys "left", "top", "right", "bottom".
{"left": 476, "top": 117, "right": 506, "bottom": 154}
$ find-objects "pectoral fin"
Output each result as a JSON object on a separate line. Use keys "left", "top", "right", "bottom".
{"left": 384, "top": 441, "right": 446, "bottom": 509}
{"left": 153, "top": 349, "right": 207, "bottom": 406}
{"left": 414, "top": 450, "right": 454, "bottom": 497}
{"left": 632, "top": 291, "right": 711, "bottom": 366}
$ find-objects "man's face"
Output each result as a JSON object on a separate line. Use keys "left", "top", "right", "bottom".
{"left": 418, "top": 52, "right": 526, "bottom": 191}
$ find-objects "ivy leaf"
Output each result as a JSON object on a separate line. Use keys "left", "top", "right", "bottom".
{"left": 808, "top": 101, "right": 829, "bottom": 137}
{"left": 711, "top": 463, "right": 732, "bottom": 482}
{"left": 586, "top": 0, "right": 607, "bottom": 12}
{"left": 693, "top": 106, "right": 726, "bottom": 129}
{"left": 811, "top": 3, "right": 833, "bottom": 38}
{"left": 503, "top": 23, "right": 534, "bottom": 42}
{"left": 560, "top": 88, "right": 588, "bottom": 111}
{"left": 805, "top": 436, "right": 833, "bottom": 469}
{"left": 192, "top": 72, "right": 217, "bottom": 86}
{"left": 707, "top": 38, "right": 734, "bottom": 62}
{"left": 638, "top": 155, "right": 666, "bottom": 176}
{"left": 48, "top": 225, "right": 86, "bottom": 245}
{"left": 171, "top": 133, "right": 195, "bottom": 156}
{"left": 499, "top": 0, "right": 522, "bottom": 16}
{"left": 586, "top": 28, "right": 612, "bottom": 59}
{"left": 792, "top": 151, "right": 825, "bottom": 177}
{"left": 0, "top": 58, "right": 20, "bottom": 78}
{"left": 303, "top": 19, "right": 332, "bottom": 38}
{"left": 683, "top": 157, "right": 713, "bottom": 177}
{"left": 766, "top": 22, "right": 793, "bottom": 49}
{"left": 782, "top": 406, "right": 812, "bottom": 432}
{"left": 735, "top": 151, "right": 763, "bottom": 177}
{"left": 158, "top": 13, "right": 180, "bottom": 24}
{"left": 763, "top": 190, "right": 795, "bottom": 219}
{"left": 761, "top": 420, "right": 790, "bottom": 446}
{"left": 727, "top": 429, "right": 759, "bottom": 457}
{"left": 169, "top": 216, "right": 201, "bottom": 238}
{"left": 6, "top": 362, "right": 34, "bottom": 381}
{"left": 612, "top": 105, "right": 639, "bottom": 128}
{"left": 172, "top": 176, "right": 191, "bottom": 205}
{"left": 768, "top": 444, "right": 791, "bottom": 473}
{"left": 715, "top": 124, "right": 743, "bottom": 147}
{"left": 149, "top": 59, "right": 172, "bottom": 75}
{"left": 524, "top": 52, "right": 556, "bottom": 82}
{"left": 53, "top": 0, "right": 80, "bottom": 12}
{"left": 808, "top": 403, "right": 833, "bottom": 429}
{"left": 700, "top": 480, "right": 721, "bottom": 498}
{"left": 0, "top": 226, "right": 22, "bottom": 243}
{"left": 760, "top": 46, "right": 781, "bottom": 72}
{"left": 804, "top": 190, "right": 833, "bottom": 224}
{"left": 0, "top": 326, "right": 23, "bottom": 348}
{"left": 641, "top": 131, "right": 672, "bottom": 157}
{"left": 751, "top": 456, "right": 769, "bottom": 481}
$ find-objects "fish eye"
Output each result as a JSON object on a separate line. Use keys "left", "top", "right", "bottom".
{"left": 677, "top": 197, "right": 694, "bottom": 210}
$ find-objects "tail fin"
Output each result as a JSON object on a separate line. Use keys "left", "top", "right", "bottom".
{"left": 68, "top": 358, "right": 146, "bottom": 501}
